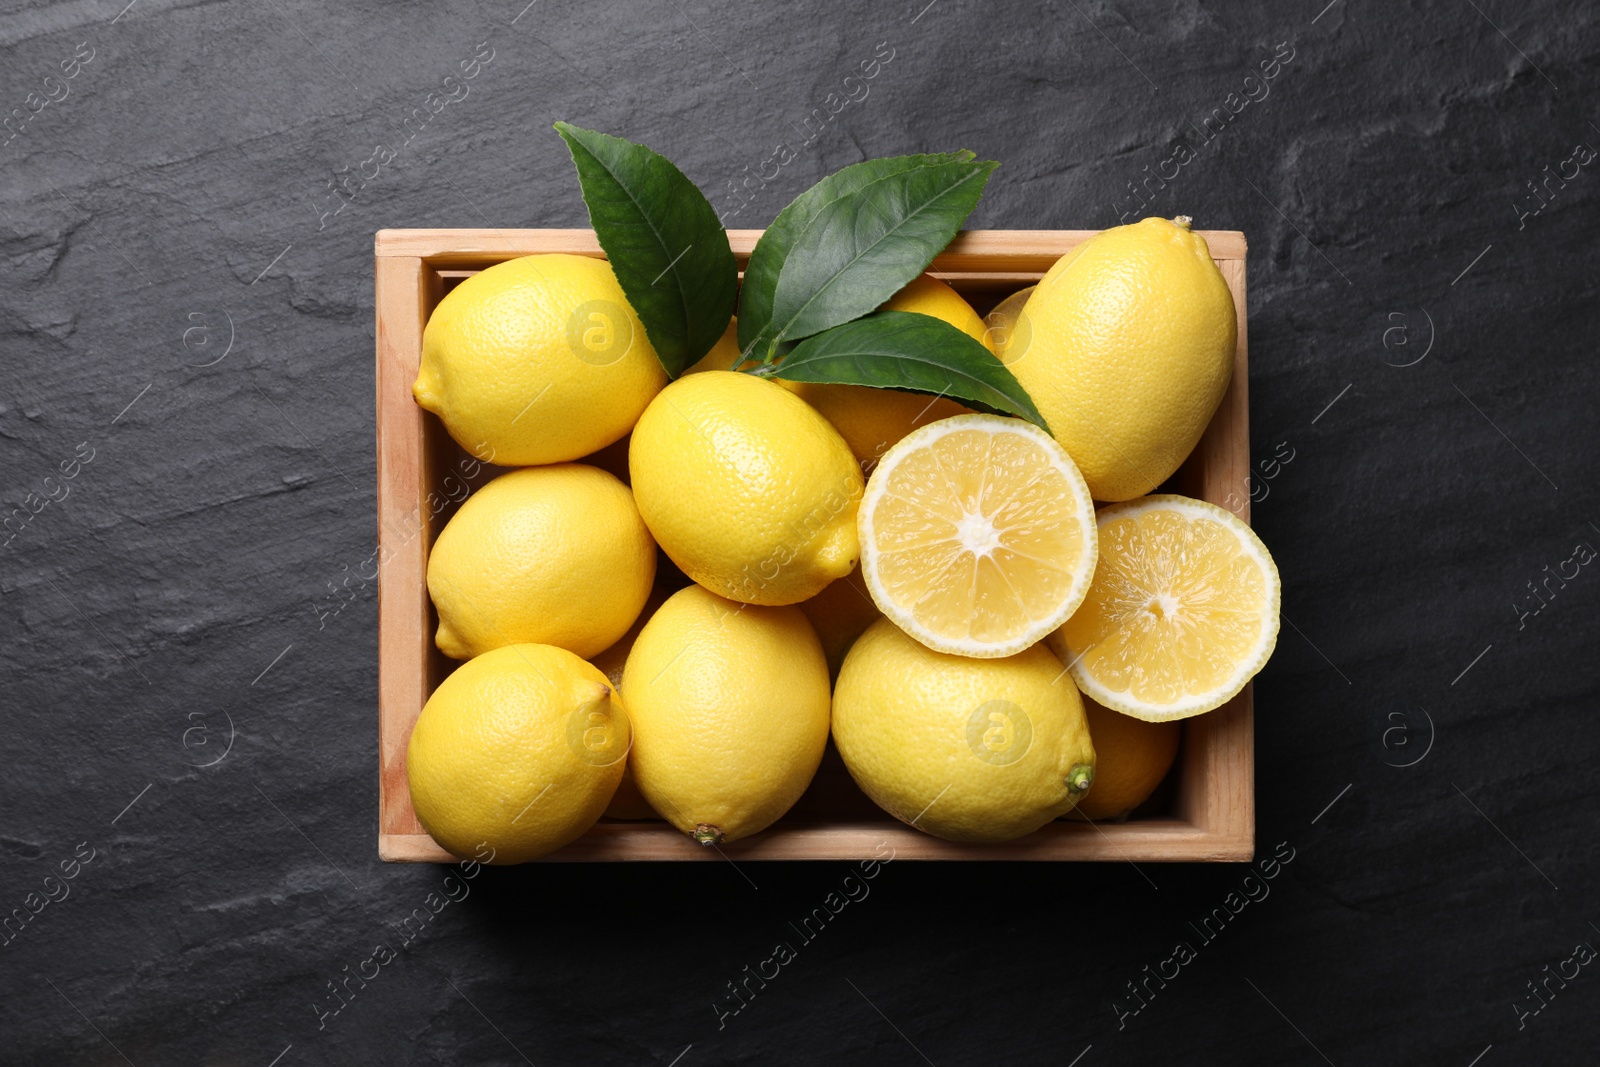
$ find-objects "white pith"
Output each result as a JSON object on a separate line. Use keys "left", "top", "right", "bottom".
{"left": 955, "top": 510, "right": 1003, "bottom": 556}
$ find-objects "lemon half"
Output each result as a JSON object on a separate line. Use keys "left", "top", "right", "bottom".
{"left": 858, "top": 413, "right": 1098, "bottom": 658}
{"left": 1052, "top": 494, "right": 1280, "bottom": 721}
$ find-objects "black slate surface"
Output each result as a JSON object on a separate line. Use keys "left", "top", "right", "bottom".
{"left": 3, "top": 1, "right": 1598, "bottom": 1063}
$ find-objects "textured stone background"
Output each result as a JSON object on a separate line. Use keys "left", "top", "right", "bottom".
{"left": 3, "top": 0, "right": 1598, "bottom": 1063}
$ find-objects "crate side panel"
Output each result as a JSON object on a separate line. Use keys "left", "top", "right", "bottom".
{"left": 376, "top": 256, "right": 434, "bottom": 838}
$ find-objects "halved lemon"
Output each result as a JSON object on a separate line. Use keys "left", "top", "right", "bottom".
{"left": 1050, "top": 494, "right": 1280, "bottom": 721}
{"left": 858, "top": 413, "right": 1098, "bottom": 658}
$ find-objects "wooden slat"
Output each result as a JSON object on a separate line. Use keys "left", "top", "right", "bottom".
{"left": 381, "top": 818, "right": 1252, "bottom": 864}
{"left": 374, "top": 227, "right": 1247, "bottom": 268}
{"left": 375, "top": 255, "right": 432, "bottom": 837}
{"left": 376, "top": 228, "right": 1254, "bottom": 862}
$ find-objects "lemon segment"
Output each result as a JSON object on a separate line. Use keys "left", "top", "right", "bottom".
{"left": 1052, "top": 494, "right": 1280, "bottom": 721}
{"left": 859, "top": 413, "right": 1098, "bottom": 658}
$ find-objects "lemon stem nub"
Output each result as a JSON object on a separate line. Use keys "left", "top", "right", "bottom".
{"left": 1066, "top": 764, "right": 1095, "bottom": 795}
{"left": 1172, "top": 215, "right": 1192, "bottom": 230}
{"left": 693, "top": 824, "right": 724, "bottom": 846}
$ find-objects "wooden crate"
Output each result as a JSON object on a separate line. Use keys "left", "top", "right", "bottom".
{"left": 376, "top": 228, "right": 1252, "bottom": 863}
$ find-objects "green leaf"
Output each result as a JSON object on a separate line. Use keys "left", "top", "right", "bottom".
{"left": 762, "top": 157, "right": 998, "bottom": 353}
{"left": 554, "top": 122, "right": 737, "bottom": 377}
{"left": 761, "top": 311, "right": 1050, "bottom": 432}
{"left": 737, "top": 152, "right": 975, "bottom": 360}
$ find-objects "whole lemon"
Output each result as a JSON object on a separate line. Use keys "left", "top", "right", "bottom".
{"left": 983, "top": 284, "right": 1034, "bottom": 365}
{"left": 621, "top": 585, "right": 831, "bottom": 844}
{"left": 427, "top": 465, "right": 655, "bottom": 660}
{"left": 589, "top": 589, "right": 667, "bottom": 821}
{"left": 414, "top": 253, "right": 667, "bottom": 465}
{"left": 832, "top": 619, "right": 1096, "bottom": 842}
{"left": 1010, "top": 217, "right": 1236, "bottom": 502}
{"left": 782, "top": 274, "right": 980, "bottom": 467}
{"left": 798, "top": 565, "right": 882, "bottom": 678}
{"left": 629, "top": 371, "right": 861, "bottom": 606}
{"left": 407, "top": 643, "right": 629, "bottom": 863}
{"left": 580, "top": 433, "right": 633, "bottom": 485}
{"left": 681, "top": 316, "right": 743, "bottom": 375}
{"left": 885, "top": 273, "right": 991, "bottom": 341}
{"left": 1066, "top": 695, "right": 1180, "bottom": 822}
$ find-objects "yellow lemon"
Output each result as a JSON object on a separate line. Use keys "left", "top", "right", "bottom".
{"left": 1067, "top": 696, "right": 1180, "bottom": 821}
{"left": 590, "top": 589, "right": 667, "bottom": 821}
{"left": 797, "top": 565, "right": 882, "bottom": 677}
{"left": 406, "top": 643, "right": 629, "bottom": 863}
{"left": 1051, "top": 494, "right": 1280, "bottom": 720}
{"left": 832, "top": 619, "right": 1095, "bottom": 842}
{"left": 629, "top": 371, "right": 861, "bottom": 606}
{"left": 1011, "top": 217, "right": 1236, "bottom": 501}
{"left": 887, "top": 273, "right": 992, "bottom": 340}
{"left": 858, "top": 413, "right": 1098, "bottom": 658}
{"left": 589, "top": 586, "right": 666, "bottom": 686}
{"left": 414, "top": 253, "right": 667, "bottom": 465}
{"left": 580, "top": 433, "right": 633, "bottom": 486}
{"left": 621, "top": 585, "right": 831, "bottom": 844}
{"left": 681, "top": 316, "right": 743, "bottom": 375}
{"left": 983, "top": 284, "right": 1034, "bottom": 365}
{"left": 427, "top": 465, "right": 655, "bottom": 660}
{"left": 599, "top": 763, "right": 655, "bottom": 821}
{"left": 781, "top": 274, "right": 982, "bottom": 468}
